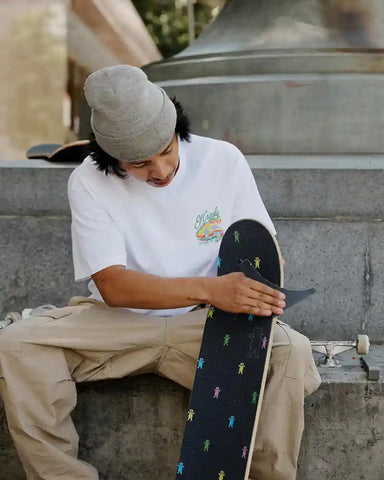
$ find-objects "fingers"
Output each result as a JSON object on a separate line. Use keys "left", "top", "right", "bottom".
{"left": 250, "top": 290, "right": 286, "bottom": 309}
{"left": 242, "top": 277, "right": 285, "bottom": 316}
{"left": 210, "top": 273, "right": 286, "bottom": 317}
{"left": 242, "top": 298, "right": 284, "bottom": 317}
{"left": 247, "top": 277, "right": 285, "bottom": 300}
{"left": 246, "top": 279, "right": 285, "bottom": 309}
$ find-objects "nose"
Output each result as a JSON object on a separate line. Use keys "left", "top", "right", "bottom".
{"left": 150, "top": 160, "right": 170, "bottom": 180}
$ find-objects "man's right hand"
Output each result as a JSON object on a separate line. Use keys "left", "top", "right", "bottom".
{"left": 204, "top": 272, "right": 286, "bottom": 317}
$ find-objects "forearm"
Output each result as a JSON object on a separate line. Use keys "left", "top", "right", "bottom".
{"left": 95, "top": 267, "right": 210, "bottom": 309}
{"left": 93, "top": 266, "right": 286, "bottom": 316}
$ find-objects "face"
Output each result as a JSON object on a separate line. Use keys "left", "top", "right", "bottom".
{"left": 121, "top": 135, "right": 179, "bottom": 188}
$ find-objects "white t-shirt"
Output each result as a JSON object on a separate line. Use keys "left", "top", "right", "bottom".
{"left": 68, "top": 134, "right": 276, "bottom": 316}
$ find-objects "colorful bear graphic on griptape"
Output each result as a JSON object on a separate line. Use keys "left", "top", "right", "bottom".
{"left": 197, "top": 357, "right": 205, "bottom": 370}
{"left": 238, "top": 362, "right": 245, "bottom": 374}
{"left": 177, "top": 462, "right": 184, "bottom": 474}
{"left": 218, "top": 471, "right": 226, "bottom": 480}
{"left": 187, "top": 409, "right": 195, "bottom": 421}
{"left": 208, "top": 306, "right": 215, "bottom": 318}
{"left": 213, "top": 386, "right": 221, "bottom": 398}
{"left": 203, "top": 439, "right": 211, "bottom": 452}
{"left": 223, "top": 334, "right": 230, "bottom": 346}
{"left": 261, "top": 336, "right": 268, "bottom": 349}
{"left": 228, "top": 416, "right": 235, "bottom": 428}
{"left": 242, "top": 446, "right": 248, "bottom": 459}
{"left": 252, "top": 391, "right": 259, "bottom": 404}
{"left": 233, "top": 231, "right": 240, "bottom": 243}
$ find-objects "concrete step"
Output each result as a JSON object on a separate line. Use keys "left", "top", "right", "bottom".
{"left": 298, "top": 345, "right": 384, "bottom": 480}
{"left": 0, "top": 346, "right": 383, "bottom": 480}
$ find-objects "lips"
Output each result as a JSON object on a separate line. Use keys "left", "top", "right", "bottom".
{"left": 148, "top": 172, "right": 174, "bottom": 187}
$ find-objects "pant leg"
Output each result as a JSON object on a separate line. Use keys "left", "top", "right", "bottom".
{"left": 249, "top": 320, "right": 321, "bottom": 480}
{"left": 0, "top": 338, "right": 97, "bottom": 480}
{"left": 0, "top": 298, "right": 167, "bottom": 480}
{"left": 160, "top": 313, "right": 321, "bottom": 480}
{"left": 155, "top": 307, "right": 209, "bottom": 389}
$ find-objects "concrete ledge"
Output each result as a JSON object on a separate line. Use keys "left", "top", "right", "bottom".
{"left": 1, "top": 163, "right": 384, "bottom": 340}
{"left": 1, "top": 347, "right": 383, "bottom": 480}
{"left": 276, "top": 220, "right": 384, "bottom": 341}
{"left": 298, "top": 346, "right": 384, "bottom": 480}
{"left": 0, "top": 216, "right": 88, "bottom": 318}
{"left": 0, "top": 163, "right": 72, "bottom": 216}
{"left": 2, "top": 161, "right": 384, "bottom": 218}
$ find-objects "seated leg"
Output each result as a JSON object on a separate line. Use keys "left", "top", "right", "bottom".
{"left": 250, "top": 320, "right": 321, "bottom": 480}
{"left": 0, "top": 298, "right": 168, "bottom": 480}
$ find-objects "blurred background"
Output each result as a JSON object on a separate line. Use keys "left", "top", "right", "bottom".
{"left": 2, "top": 0, "right": 384, "bottom": 161}
{"left": 0, "top": 0, "right": 224, "bottom": 160}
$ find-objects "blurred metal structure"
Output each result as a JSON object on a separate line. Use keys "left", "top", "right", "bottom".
{"left": 146, "top": 0, "right": 384, "bottom": 158}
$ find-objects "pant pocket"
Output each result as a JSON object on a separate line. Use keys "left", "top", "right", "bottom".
{"left": 273, "top": 322, "right": 315, "bottom": 381}
{"left": 33, "top": 306, "right": 76, "bottom": 322}
{"left": 304, "top": 365, "right": 322, "bottom": 395}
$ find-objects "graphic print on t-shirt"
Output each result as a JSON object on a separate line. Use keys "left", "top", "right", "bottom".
{"left": 195, "top": 206, "right": 224, "bottom": 244}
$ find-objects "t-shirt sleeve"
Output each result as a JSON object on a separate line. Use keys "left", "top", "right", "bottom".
{"left": 230, "top": 148, "right": 276, "bottom": 236}
{"left": 68, "top": 175, "right": 127, "bottom": 281}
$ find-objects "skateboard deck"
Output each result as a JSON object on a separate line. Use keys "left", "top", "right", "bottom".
{"left": 26, "top": 140, "right": 89, "bottom": 163}
{"left": 176, "top": 219, "right": 314, "bottom": 480}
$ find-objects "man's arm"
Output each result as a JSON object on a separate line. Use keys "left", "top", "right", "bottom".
{"left": 92, "top": 266, "right": 286, "bottom": 316}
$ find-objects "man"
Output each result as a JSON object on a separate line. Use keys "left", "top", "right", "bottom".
{"left": 0, "top": 65, "right": 321, "bottom": 480}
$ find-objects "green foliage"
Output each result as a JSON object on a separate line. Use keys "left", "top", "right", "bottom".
{"left": 133, "top": 0, "right": 218, "bottom": 58}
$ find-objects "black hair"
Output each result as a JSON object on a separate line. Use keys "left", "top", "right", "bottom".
{"left": 87, "top": 98, "right": 191, "bottom": 178}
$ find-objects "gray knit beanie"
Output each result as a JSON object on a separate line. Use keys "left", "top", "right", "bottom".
{"left": 84, "top": 65, "right": 177, "bottom": 162}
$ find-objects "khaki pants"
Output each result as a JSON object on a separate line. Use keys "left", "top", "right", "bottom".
{"left": 0, "top": 297, "right": 321, "bottom": 480}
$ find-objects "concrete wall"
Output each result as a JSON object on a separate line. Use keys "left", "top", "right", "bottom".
{"left": 0, "top": 161, "right": 383, "bottom": 341}
{"left": 0, "top": 162, "right": 88, "bottom": 317}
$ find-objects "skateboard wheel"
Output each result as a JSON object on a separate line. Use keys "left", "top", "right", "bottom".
{"left": 356, "top": 334, "right": 370, "bottom": 355}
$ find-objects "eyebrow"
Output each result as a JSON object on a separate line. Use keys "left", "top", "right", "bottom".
{"left": 129, "top": 138, "right": 174, "bottom": 165}
{"left": 160, "top": 138, "right": 174, "bottom": 154}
